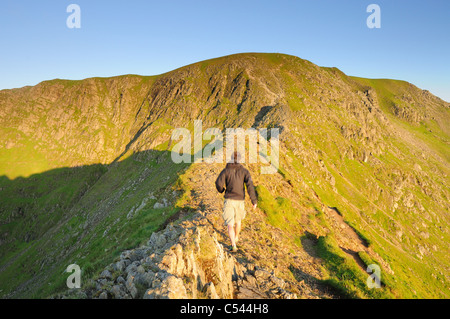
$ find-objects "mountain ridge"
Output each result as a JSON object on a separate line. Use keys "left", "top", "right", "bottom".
{"left": 0, "top": 52, "right": 448, "bottom": 298}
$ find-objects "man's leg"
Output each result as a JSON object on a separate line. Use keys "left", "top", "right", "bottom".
{"left": 234, "top": 220, "right": 241, "bottom": 244}
{"left": 223, "top": 200, "right": 236, "bottom": 249}
{"left": 234, "top": 200, "right": 245, "bottom": 245}
{"left": 227, "top": 223, "right": 236, "bottom": 248}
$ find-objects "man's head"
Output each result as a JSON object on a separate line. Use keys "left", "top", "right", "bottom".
{"left": 231, "top": 151, "right": 241, "bottom": 163}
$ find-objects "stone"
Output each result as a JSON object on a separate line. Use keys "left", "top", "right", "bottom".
{"left": 143, "top": 287, "right": 164, "bottom": 299}
{"left": 244, "top": 274, "right": 257, "bottom": 287}
{"left": 134, "top": 271, "right": 155, "bottom": 287}
{"left": 111, "top": 284, "right": 126, "bottom": 299}
{"left": 203, "top": 282, "right": 219, "bottom": 299}
{"left": 125, "top": 261, "right": 140, "bottom": 275}
{"left": 126, "top": 274, "right": 139, "bottom": 299}
{"left": 116, "top": 276, "right": 126, "bottom": 285}
{"left": 136, "top": 265, "right": 146, "bottom": 274}
{"left": 149, "top": 232, "right": 167, "bottom": 249}
{"left": 100, "top": 269, "right": 112, "bottom": 280}
{"left": 121, "top": 249, "right": 143, "bottom": 262}
{"left": 173, "top": 244, "right": 185, "bottom": 275}
{"left": 160, "top": 251, "right": 177, "bottom": 273}
{"left": 115, "top": 259, "right": 130, "bottom": 272}
{"left": 236, "top": 286, "right": 265, "bottom": 299}
{"left": 254, "top": 269, "right": 271, "bottom": 280}
{"left": 162, "top": 275, "right": 188, "bottom": 299}
{"left": 270, "top": 275, "right": 286, "bottom": 289}
{"left": 144, "top": 275, "right": 187, "bottom": 299}
{"left": 151, "top": 278, "right": 162, "bottom": 288}
{"left": 153, "top": 202, "right": 165, "bottom": 209}
{"left": 98, "top": 291, "right": 108, "bottom": 299}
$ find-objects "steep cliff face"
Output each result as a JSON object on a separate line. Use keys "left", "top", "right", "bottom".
{"left": 0, "top": 53, "right": 449, "bottom": 298}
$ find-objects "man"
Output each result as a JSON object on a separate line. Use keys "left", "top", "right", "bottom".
{"left": 215, "top": 151, "right": 257, "bottom": 252}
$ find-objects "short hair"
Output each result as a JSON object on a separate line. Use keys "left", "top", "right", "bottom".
{"left": 232, "top": 151, "right": 241, "bottom": 163}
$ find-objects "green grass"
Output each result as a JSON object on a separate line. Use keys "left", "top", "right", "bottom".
{"left": 316, "top": 234, "right": 394, "bottom": 299}
{"left": 283, "top": 119, "right": 449, "bottom": 299}
{"left": 0, "top": 148, "right": 190, "bottom": 298}
{"left": 357, "top": 251, "right": 398, "bottom": 294}
{"left": 256, "top": 184, "right": 299, "bottom": 230}
{"left": 0, "top": 138, "right": 53, "bottom": 179}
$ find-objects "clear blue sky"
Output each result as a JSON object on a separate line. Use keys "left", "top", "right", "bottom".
{"left": 1, "top": 0, "right": 449, "bottom": 101}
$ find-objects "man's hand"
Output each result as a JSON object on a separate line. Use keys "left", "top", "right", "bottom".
{"left": 253, "top": 203, "right": 257, "bottom": 210}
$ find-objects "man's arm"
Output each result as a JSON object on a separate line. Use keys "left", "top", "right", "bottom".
{"left": 215, "top": 169, "right": 226, "bottom": 193}
{"left": 244, "top": 170, "right": 257, "bottom": 205}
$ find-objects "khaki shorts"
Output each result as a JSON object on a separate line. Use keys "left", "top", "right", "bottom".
{"left": 222, "top": 199, "right": 246, "bottom": 226}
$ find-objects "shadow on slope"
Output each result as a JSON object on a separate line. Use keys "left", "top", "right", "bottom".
{"left": 0, "top": 149, "right": 192, "bottom": 298}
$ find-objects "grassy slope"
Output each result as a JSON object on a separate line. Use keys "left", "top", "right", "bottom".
{"left": 247, "top": 60, "right": 449, "bottom": 298}
{"left": 0, "top": 53, "right": 448, "bottom": 298}
{"left": 282, "top": 75, "right": 448, "bottom": 298}
{"left": 0, "top": 147, "right": 189, "bottom": 298}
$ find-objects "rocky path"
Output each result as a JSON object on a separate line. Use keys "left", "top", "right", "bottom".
{"left": 180, "top": 161, "right": 336, "bottom": 299}
{"left": 70, "top": 162, "right": 337, "bottom": 299}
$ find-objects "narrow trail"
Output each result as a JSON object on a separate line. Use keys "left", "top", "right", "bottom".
{"left": 77, "top": 161, "right": 346, "bottom": 299}
{"left": 184, "top": 161, "right": 338, "bottom": 299}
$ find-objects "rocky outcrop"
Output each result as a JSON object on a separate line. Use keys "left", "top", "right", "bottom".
{"left": 77, "top": 211, "right": 297, "bottom": 299}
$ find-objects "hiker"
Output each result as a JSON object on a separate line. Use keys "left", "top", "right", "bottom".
{"left": 215, "top": 151, "right": 257, "bottom": 252}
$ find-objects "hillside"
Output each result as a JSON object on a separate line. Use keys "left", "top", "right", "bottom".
{"left": 0, "top": 53, "right": 449, "bottom": 298}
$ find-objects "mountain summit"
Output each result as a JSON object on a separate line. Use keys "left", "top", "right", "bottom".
{"left": 0, "top": 53, "right": 448, "bottom": 298}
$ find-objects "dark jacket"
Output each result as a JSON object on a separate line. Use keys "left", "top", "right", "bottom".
{"left": 215, "top": 163, "right": 257, "bottom": 205}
